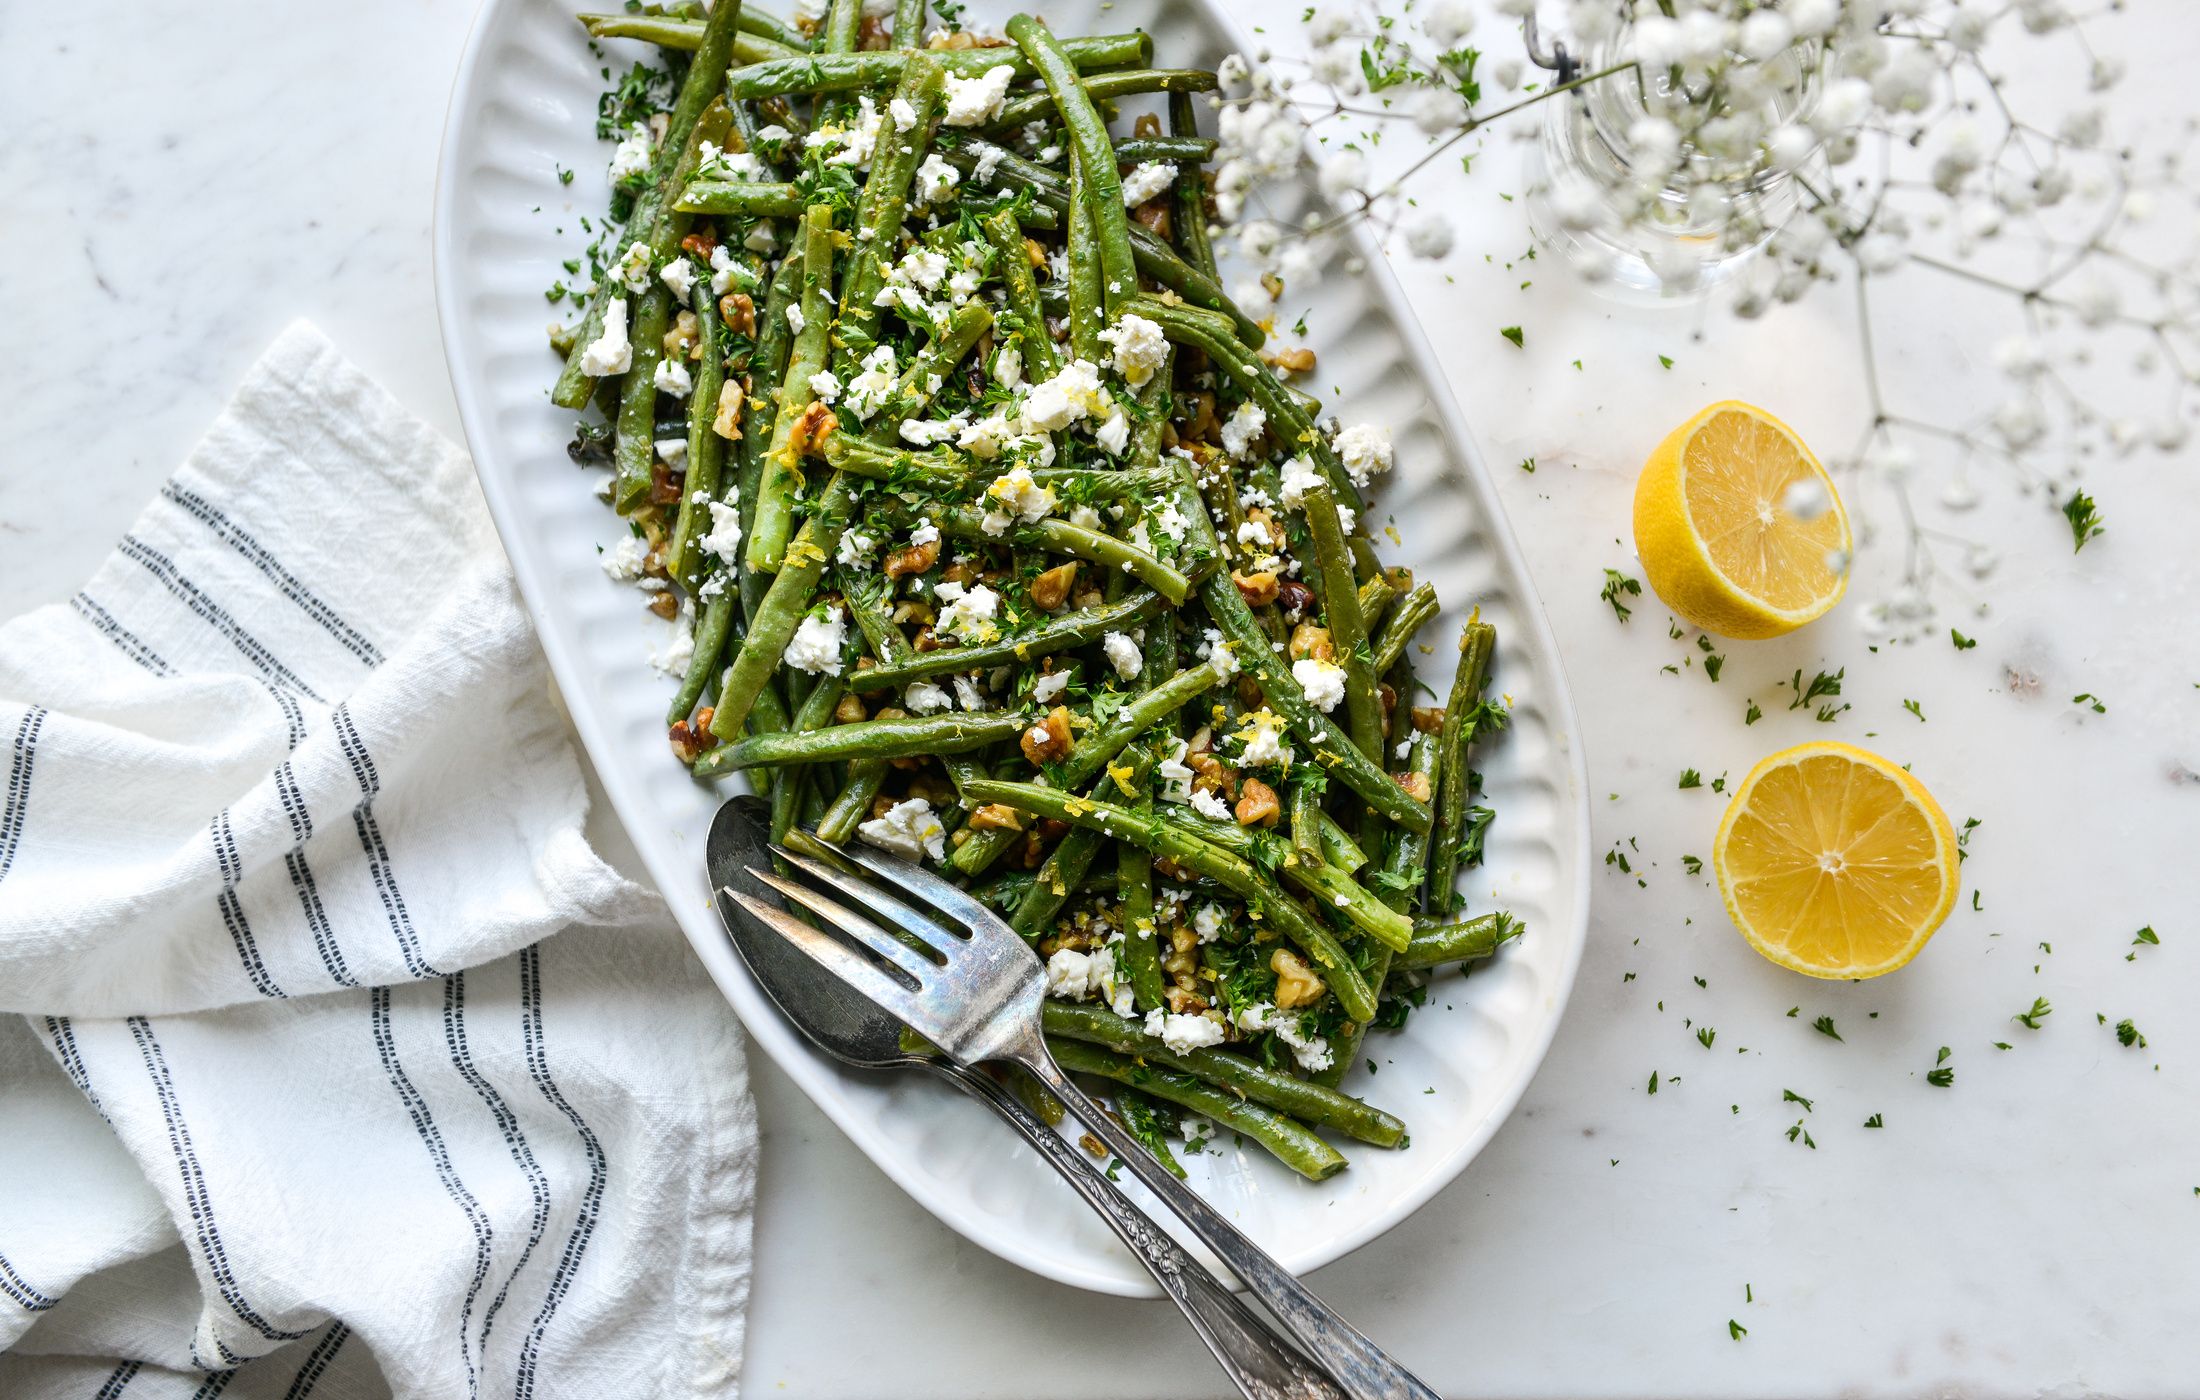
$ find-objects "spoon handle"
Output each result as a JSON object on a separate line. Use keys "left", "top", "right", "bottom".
{"left": 927, "top": 1061, "right": 1342, "bottom": 1400}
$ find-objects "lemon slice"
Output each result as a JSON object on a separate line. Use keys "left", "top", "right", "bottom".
{"left": 1715, "top": 741, "right": 1958, "bottom": 980}
{"left": 1633, "top": 401, "right": 1850, "bottom": 640}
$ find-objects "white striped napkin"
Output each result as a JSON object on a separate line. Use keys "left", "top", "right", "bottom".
{"left": 0, "top": 323, "right": 754, "bottom": 1399}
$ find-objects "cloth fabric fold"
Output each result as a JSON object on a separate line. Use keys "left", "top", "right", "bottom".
{"left": 0, "top": 323, "right": 753, "bottom": 1400}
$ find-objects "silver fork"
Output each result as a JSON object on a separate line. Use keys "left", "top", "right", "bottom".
{"left": 727, "top": 839, "right": 1441, "bottom": 1400}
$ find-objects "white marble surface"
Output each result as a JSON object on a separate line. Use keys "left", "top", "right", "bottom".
{"left": 5, "top": 2, "right": 2198, "bottom": 1396}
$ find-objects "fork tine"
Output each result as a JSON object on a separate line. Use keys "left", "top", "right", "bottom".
{"left": 831, "top": 840, "right": 1012, "bottom": 937}
{"left": 770, "top": 844, "right": 964, "bottom": 953}
{"left": 726, "top": 890, "right": 931, "bottom": 1025}
{"left": 751, "top": 868, "right": 943, "bottom": 985}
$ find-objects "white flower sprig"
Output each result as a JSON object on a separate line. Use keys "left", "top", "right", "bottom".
{"left": 1209, "top": 1, "right": 2195, "bottom": 641}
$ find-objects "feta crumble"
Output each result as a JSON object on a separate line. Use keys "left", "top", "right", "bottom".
{"left": 1333, "top": 422, "right": 1394, "bottom": 487}
{"left": 607, "top": 123, "right": 653, "bottom": 182}
{"left": 1143, "top": 1009, "right": 1227, "bottom": 1054}
{"left": 1278, "top": 455, "right": 1325, "bottom": 508}
{"left": 785, "top": 606, "right": 848, "bottom": 675}
{"left": 659, "top": 256, "right": 698, "bottom": 300}
{"left": 858, "top": 797, "right": 947, "bottom": 862}
{"left": 1101, "top": 631, "right": 1143, "bottom": 680}
{"left": 904, "top": 680, "right": 954, "bottom": 715}
{"left": 942, "top": 64, "right": 1017, "bottom": 127}
{"left": 579, "top": 297, "right": 632, "bottom": 376}
{"left": 980, "top": 465, "right": 1057, "bottom": 534}
{"left": 654, "top": 357, "right": 694, "bottom": 397}
{"left": 1189, "top": 787, "right": 1232, "bottom": 821}
{"left": 1119, "top": 161, "right": 1178, "bottom": 207}
{"left": 615, "top": 239, "right": 653, "bottom": 293}
{"left": 601, "top": 534, "right": 649, "bottom": 583}
{"left": 1292, "top": 657, "right": 1348, "bottom": 712}
{"left": 699, "top": 497, "right": 743, "bottom": 566}
{"left": 1220, "top": 400, "right": 1267, "bottom": 459}
{"left": 1098, "top": 313, "right": 1168, "bottom": 387}
{"left": 1031, "top": 669, "right": 1072, "bottom": 704}
{"left": 934, "top": 580, "right": 1001, "bottom": 643}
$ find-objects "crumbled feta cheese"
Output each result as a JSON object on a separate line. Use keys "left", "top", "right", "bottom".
{"left": 819, "top": 95, "right": 884, "bottom": 169}
{"left": 993, "top": 343, "right": 1023, "bottom": 390}
{"left": 1102, "top": 631, "right": 1142, "bottom": 681}
{"left": 660, "top": 256, "right": 698, "bottom": 300}
{"left": 699, "top": 497, "right": 743, "bottom": 566}
{"left": 942, "top": 64, "right": 1017, "bottom": 127}
{"left": 1019, "top": 359, "right": 1109, "bottom": 433}
{"left": 1045, "top": 948, "right": 1098, "bottom": 1001}
{"left": 843, "top": 345, "right": 898, "bottom": 421}
{"left": 785, "top": 303, "right": 806, "bottom": 334}
{"left": 857, "top": 797, "right": 947, "bottom": 862}
{"left": 744, "top": 221, "right": 777, "bottom": 254}
{"left": 951, "top": 674, "right": 986, "bottom": 711}
{"left": 1292, "top": 657, "right": 1348, "bottom": 712}
{"left": 1143, "top": 1008, "right": 1227, "bottom": 1054}
{"left": 899, "top": 415, "right": 967, "bottom": 447}
{"left": 615, "top": 239, "right": 653, "bottom": 293}
{"left": 1189, "top": 787, "right": 1231, "bottom": 822}
{"left": 808, "top": 368, "right": 842, "bottom": 404}
{"left": 1235, "top": 520, "right": 1270, "bottom": 550}
{"left": 934, "top": 580, "right": 1001, "bottom": 644}
{"left": 650, "top": 597, "right": 696, "bottom": 676}
{"left": 1031, "top": 669, "right": 1072, "bottom": 704}
{"left": 899, "top": 247, "right": 949, "bottom": 291}
{"left": 956, "top": 411, "right": 1017, "bottom": 460}
{"left": 1235, "top": 1002, "right": 1333, "bottom": 1071}
{"left": 889, "top": 96, "right": 918, "bottom": 132}
{"left": 973, "top": 143, "right": 1007, "bottom": 184}
{"left": 1157, "top": 736, "right": 1196, "bottom": 803}
{"left": 654, "top": 436, "right": 688, "bottom": 469}
{"left": 579, "top": 297, "right": 632, "bottom": 376}
{"left": 909, "top": 521, "right": 940, "bottom": 548}
{"left": 1193, "top": 903, "right": 1227, "bottom": 944}
{"left": 1098, "top": 313, "right": 1168, "bottom": 387}
{"left": 913, "top": 152, "right": 961, "bottom": 206}
{"left": 1206, "top": 640, "right": 1240, "bottom": 679}
{"left": 1238, "top": 710, "right": 1290, "bottom": 766}
{"left": 654, "top": 357, "right": 694, "bottom": 397}
{"left": 834, "top": 527, "right": 874, "bottom": 569}
{"left": 601, "top": 534, "right": 649, "bottom": 583}
{"left": 607, "top": 123, "right": 653, "bottom": 182}
{"left": 1150, "top": 499, "right": 1189, "bottom": 545}
{"left": 754, "top": 124, "right": 791, "bottom": 145}
{"left": 1332, "top": 422, "right": 1394, "bottom": 486}
{"left": 980, "top": 465, "right": 1057, "bottom": 534}
{"left": 1278, "top": 455, "right": 1325, "bottom": 508}
{"left": 1094, "top": 408, "right": 1130, "bottom": 457}
{"left": 785, "top": 606, "right": 848, "bottom": 675}
{"left": 904, "top": 680, "right": 954, "bottom": 714}
{"left": 1220, "top": 400, "right": 1267, "bottom": 459}
{"left": 708, "top": 244, "right": 754, "bottom": 298}
{"left": 1068, "top": 504, "right": 1102, "bottom": 532}
{"left": 1119, "top": 161, "right": 1178, "bottom": 207}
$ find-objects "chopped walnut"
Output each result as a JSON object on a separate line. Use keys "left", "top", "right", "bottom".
{"left": 1022, "top": 236, "right": 1047, "bottom": 269}
{"left": 1181, "top": 391, "right": 1219, "bottom": 443}
{"left": 1395, "top": 770, "right": 1432, "bottom": 804}
{"left": 885, "top": 537, "right": 941, "bottom": 578}
{"left": 648, "top": 460, "right": 683, "bottom": 507}
{"left": 668, "top": 709, "right": 718, "bottom": 763}
{"left": 1234, "top": 675, "right": 1265, "bottom": 711}
{"left": 1271, "top": 948, "right": 1325, "bottom": 1009}
{"left": 1071, "top": 585, "right": 1105, "bottom": 611}
{"left": 1262, "top": 344, "right": 1316, "bottom": 375}
{"left": 1289, "top": 622, "right": 1334, "bottom": 663}
{"left": 966, "top": 804, "right": 1026, "bottom": 833}
{"left": 1411, "top": 706, "right": 1446, "bottom": 734}
{"left": 910, "top": 625, "right": 941, "bottom": 653}
{"left": 1235, "top": 777, "right": 1282, "bottom": 828}
{"left": 645, "top": 591, "right": 678, "bottom": 620}
{"left": 940, "top": 560, "right": 976, "bottom": 588}
{"left": 832, "top": 692, "right": 868, "bottom": 725}
{"left": 1020, "top": 705, "right": 1074, "bottom": 766}
{"left": 720, "top": 292, "right": 755, "bottom": 336}
{"left": 789, "top": 401, "right": 836, "bottom": 459}
{"left": 891, "top": 599, "right": 935, "bottom": 627}
{"left": 1232, "top": 570, "right": 1280, "bottom": 607}
{"left": 1028, "top": 561, "right": 1079, "bottom": 612}
{"left": 712, "top": 381, "right": 745, "bottom": 440}
{"left": 1164, "top": 987, "right": 1210, "bottom": 1015}
{"left": 1186, "top": 750, "right": 1237, "bottom": 801}
{"left": 1131, "top": 202, "right": 1171, "bottom": 238}
{"left": 664, "top": 309, "right": 700, "bottom": 361}
{"left": 680, "top": 227, "right": 718, "bottom": 259}
{"left": 857, "top": 13, "right": 890, "bottom": 48}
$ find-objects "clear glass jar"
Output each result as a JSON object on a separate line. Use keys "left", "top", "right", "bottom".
{"left": 1524, "top": 27, "right": 1822, "bottom": 302}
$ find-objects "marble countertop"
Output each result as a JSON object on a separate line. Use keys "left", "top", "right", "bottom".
{"left": 7, "top": 2, "right": 2197, "bottom": 1395}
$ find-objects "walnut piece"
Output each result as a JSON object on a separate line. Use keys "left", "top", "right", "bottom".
{"left": 1271, "top": 948, "right": 1325, "bottom": 1009}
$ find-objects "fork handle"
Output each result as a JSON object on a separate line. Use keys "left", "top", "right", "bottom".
{"left": 1015, "top": 1049, "right": 1440, "bottom": 1400}
{"left": 926, "top": 1060, "right": 1344, "bottom": 1400}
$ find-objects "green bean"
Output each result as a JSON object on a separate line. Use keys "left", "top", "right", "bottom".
{"left": 835, "top": 55, "right": 945, "bottom": 361}
{"left": 1064, "top": 150, "right": 1104, "bottom": 362}
{"left": 818, "top": 433, "right": 1181, "bottom": 499}
{"left": 1014, "top": 752, "right": 1150, "bottom": 940}
{"left": 965, "top": 864, "right": 1123, "bottom": 913}
{"left": 891, "top": 0, "right": 925, "bottom": 47}
{"left": 867, "top": 304, "right": 992, "bottom": 442}
{"left": 845, "top": 589, "right": 1167, "bottom": 694}
{"left": 1198, "top": 569, "right": 1428, "bottom": 834}
{"left": 1040, "top": 1003, "right": 1404, "bottom": 1147}
{"left": 1317, "top": 812, "right": 1369, "bottom": 873}
{"left": 667, "top": 291, "right": 729, "bottom": 587}
{"left": 1289, "top": 779, "right": 1324, "bottom": 864}
{"left": 1301, "top": 482, "right": 1384, "bottom": 767}
{"left": 698, "top": 710, "right": 1026, "bottom": 776}
{"left": 1316, "top": 719, "right": 1439, "bottom": 1087}
{"left": 553, "top": 7, "right": 745, "bottom": 410}
{"left": 1427, "top": 621, "right": 1498, "bottom": 917}
{"left": 1046, "top": 1040, "right": 1346, "bottom": 1181}
{"left": 709, "top": 471, "right": 859, "bottom": 741}
{"left": 841, "top": 572, "right": 911, "bottom": 663}
{"left": 822, "top": 0, "right": 860, "bottom": 58}
{"left": 579, "top": 12, "right": 809, "bottom": 59}
{"left": 1398, "top": 913, "right": 1521, "bottom": 970}
{"left": 1116, "top": 843, "right": 1166, "bottom": 1013}
{"left": 667, "top": 590, "right": 739, "bottom": 725}
{"left": 982, "top": 208, "right": 1060, "bottom": 384}
{"left": 1131, "top": 296, "right": 1359, "bottom": 509}
{"left": 1005, "top": 16, "right": 1135, "bottom": 317}
{"left": 988, "top": 69, "right": 1219, "bottom": 132}
{"left": 1167, "top": 91, "right": 1219, "bottom": 281}
{"left": 1145, "top": 806, "right": 1411, "bottom": 954}
{"left": 747, "top": 204, "right": 837, "bottom": 574}
{"left": 1370, "top": 582, "right": 1438, "bottom": 677}
{"left": 736, "top": 257, "right": 804, "bottom": 624}
{"left": 934, "top": 510, "right": 1192, "bottom": 604}
{"left": 674, "top": 180, "right": 806, "bottom": 217}
{"left": 611, "top": 287, "right": 673, "bottom": 513}
{"left": 723, "top": 33, "right": 1153, "bottom": 97}
{"left": 963, "top": 779, "right": 1377, "bottom": 1023}
{"left": 1119, "top": 134, "right": 1218, "bottom": 165}
{"left": 817, "top": 760, "right": 888, "bottom": 843}
{"left": 1357, "top": 574, "right": 1397, "bottom": 638}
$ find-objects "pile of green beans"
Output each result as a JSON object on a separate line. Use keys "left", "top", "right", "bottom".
{"left": 551, "top": 0, "right": 1516, "bottom": 1184}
